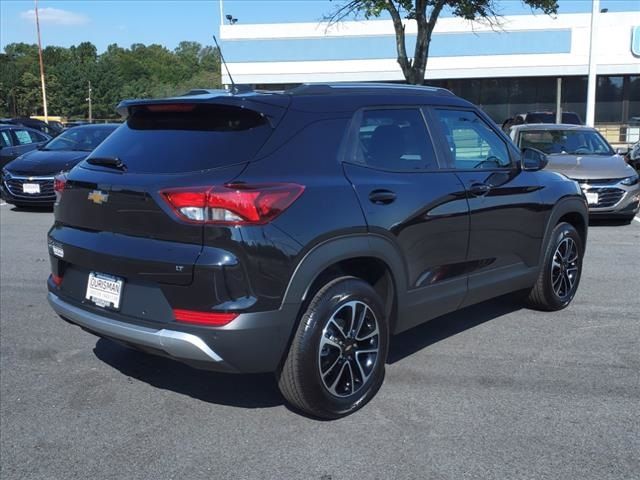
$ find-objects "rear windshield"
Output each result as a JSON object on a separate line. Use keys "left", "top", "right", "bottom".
{"left": 84, "top": 104, "right": 271, "bottom": 173}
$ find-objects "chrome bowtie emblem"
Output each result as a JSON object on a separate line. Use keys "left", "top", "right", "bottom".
{"left": 87, "top": 190, "right": 109, "bottom": 205}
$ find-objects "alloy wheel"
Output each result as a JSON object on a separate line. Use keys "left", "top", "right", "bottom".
{"left": 551, "top": 237, "right": 579, "bottom": 298}
{"left": 318, "top": 300, "right": 380, "bottom": 398}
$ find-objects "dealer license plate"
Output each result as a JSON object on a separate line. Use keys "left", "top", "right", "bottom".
{"left": 585, "top": 192, "right": 599, "bottom": 205}
{"left": 22, "top": 183, "right": 40, "bottom": 194}
{"left": 85, "top": 272, "right": 124, "bottom": 310}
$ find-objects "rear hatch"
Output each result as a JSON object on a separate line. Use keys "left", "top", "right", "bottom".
{"left": 51, "top": 97, "right": 288, "bottom": 287}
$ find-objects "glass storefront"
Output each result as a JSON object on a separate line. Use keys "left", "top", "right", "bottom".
{"left": 430, "top": 75, "right": 639, "bottom": 125}
{"left": 257, "top": 75, "right": 639, "bottom": 126}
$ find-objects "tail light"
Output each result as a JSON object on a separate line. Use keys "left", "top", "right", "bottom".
{"left": 161, "top": 183, "right": 304, "bottom": 225}
{"left": 173, "top": 309, "right": 238, "bottom": 326}
{"left": 54, "top": 173, "right": 67, "bottom": 202}
{"left": 50, "top": 273, "right": 63, "bottom": 287}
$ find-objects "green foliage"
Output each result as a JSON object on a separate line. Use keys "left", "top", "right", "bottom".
{"left": 0, "top": 41, "right": 221, "bottom": 119}
{"left": 330, "top": 0, "right": 559, "bottom": 84}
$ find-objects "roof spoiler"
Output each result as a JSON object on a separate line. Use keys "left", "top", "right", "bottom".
{"left": 115, "top": 90, "right": 291, "bottom": 123}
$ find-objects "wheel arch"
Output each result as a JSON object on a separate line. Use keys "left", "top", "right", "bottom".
{"left": 281, "top": 234, "right": 407, "bottom": 331}
{"left": 541, "top": 197, "right": 589, "bottom": 261}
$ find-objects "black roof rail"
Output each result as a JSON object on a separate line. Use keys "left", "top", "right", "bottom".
{"left": 181, "top": 85, "right": 255, "bottom": 96}
{"left": 287, "top": 82, "right": 455, "bottom": 96}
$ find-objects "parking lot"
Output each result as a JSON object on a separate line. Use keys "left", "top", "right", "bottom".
{"left": 0, "top": 205, "right": 638, "bottom": 480}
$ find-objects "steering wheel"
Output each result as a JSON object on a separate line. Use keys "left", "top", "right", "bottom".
{"left": 572, "top": 146, "right": 591, "bottom": 154}
{"left": 473, "top": 155, "right": 503, "bottom": 169}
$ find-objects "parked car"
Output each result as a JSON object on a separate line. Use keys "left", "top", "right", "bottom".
{"left": 63, "top": 120, "right": 90, "bottom": 129}
{"left": 47, "top": 84, "right": 588, "bottom": 419}
{"left": 510, "top": 123, "right": 639, "bottom": 222}
{"left": 1, "top": 124, "right": 118, "bottom": 207}
{"left": 625, "top": 141, "right": 640, "bottom": 171}
{"left": 0, "top": 124, "right": 51, "bottom": 169}
{"left": 502, "top": 111, "right": 583, "bottom": 133}
{"left": 0, "top": 117, "right": 64, "bottom": 137}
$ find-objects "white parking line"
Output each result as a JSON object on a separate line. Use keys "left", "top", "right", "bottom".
{"left": 0, "top": 201, "right": 7, "bottom": 206}
{"left": 634, "top": 216, "right": 640, "bottom": 223}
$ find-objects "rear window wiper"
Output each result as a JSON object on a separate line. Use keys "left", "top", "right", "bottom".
{"left": 86, "top": 156, "right": 127, "bottom": 171}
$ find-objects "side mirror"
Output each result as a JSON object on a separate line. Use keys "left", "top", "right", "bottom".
{"left": 616, "top": 147, "right": 628, "bottom": 156}
{"left": 521, "top": 147, "right": 548, "bottom": 171}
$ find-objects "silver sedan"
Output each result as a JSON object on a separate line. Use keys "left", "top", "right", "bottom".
{"left": 510, "top": 123, "right": 639, "bottom": 223}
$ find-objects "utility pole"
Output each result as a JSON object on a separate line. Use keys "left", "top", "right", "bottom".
{"left": 555, "top": 78, "right": 562, "bottom": 124}
{"left": 585, "top": 0, "right": 600, "bottom": 127}
{"left": 87, "top": 81, "right": 93, "bottom": 123}
{"left": 34, "top": 0, "right": 48, "bottom": 123}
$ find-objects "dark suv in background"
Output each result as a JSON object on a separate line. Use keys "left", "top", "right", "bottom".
{"left": 47, "top": 84, "right": 588, "bottom": 418}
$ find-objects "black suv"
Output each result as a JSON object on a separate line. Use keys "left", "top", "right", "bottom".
{"left": 47, "top": 84, "right": 588, "bottom": 418}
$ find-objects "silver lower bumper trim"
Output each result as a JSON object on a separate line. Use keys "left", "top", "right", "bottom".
{"left": 48, "top": 292, "right": 222, "bottom": 363}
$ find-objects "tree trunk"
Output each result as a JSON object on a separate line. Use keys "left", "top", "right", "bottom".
{"left": 387, "top": 0, "right": 445, "bottom": 85}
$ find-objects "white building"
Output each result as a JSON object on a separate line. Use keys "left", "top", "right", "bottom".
{"left": 220, "top": 8, "right": 640, "bottom": 128}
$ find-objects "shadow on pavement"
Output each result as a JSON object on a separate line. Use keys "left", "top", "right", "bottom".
{"left": 589, "top": 218, "right": 635, "bottom": 227}
{"left": 388, "top": 294, "right": 524, "bottom": 364}
{"left": 93, "top": 338, "right": 284, "bottom": 408}
{"left": 9, "top": 205, "right": 53, "bottom": 213}
{"left": 93, "top": 293, "right": 524, "bottom": 408}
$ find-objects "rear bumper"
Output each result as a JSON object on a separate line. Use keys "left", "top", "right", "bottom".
{"left": 48, "top": 290, "right": 299, "bottom": 373}
{"left": 49, "top": 291, "right": 225, "bottom": 363}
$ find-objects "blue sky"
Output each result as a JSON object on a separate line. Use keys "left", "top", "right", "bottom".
{"left": 1, "top": 0, "right": 638, "bottom": 53}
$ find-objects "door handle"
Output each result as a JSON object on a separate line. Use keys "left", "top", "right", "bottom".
{"left": 469, "top": 183, "right": 491, "bottom": 197}
{"left": 369, "top": 189, "right": 397, "bottom": 205}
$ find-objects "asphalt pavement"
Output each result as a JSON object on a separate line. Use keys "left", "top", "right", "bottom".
{"left": 1, "top": 204, "right": 638, "bottom": 480}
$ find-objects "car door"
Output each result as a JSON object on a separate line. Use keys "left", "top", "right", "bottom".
{"left": 0, "top": 129, "right": 17, "bottom": 167}
{"left": 342, "top": 107, "right": 470, "bottom": 332}
{"left": 428, "top": 107, "right": 547, "bottom": 306}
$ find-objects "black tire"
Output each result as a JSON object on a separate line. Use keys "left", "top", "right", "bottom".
{"left": 525, "top": 222, "right": 584, "bottom": 311}
{"left": 277, "top": 276, "right": 389, "bottom": 419}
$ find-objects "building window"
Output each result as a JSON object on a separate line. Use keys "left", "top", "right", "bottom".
{"left": 629, "top": 76, "right": 640, "bottom": 121}
{"left": 596, "top": 76, "right": 624, "bottom": 123}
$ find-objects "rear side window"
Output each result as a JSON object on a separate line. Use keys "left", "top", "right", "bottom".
{"left": 350, "top": 108, "right": 438, "bottom": 171}
{"left": 433, "top": 109, "right": 511, "bottom": 169}
{"left": 13, "top": 129, "right": 34, "bottom": 145}
{"left": 86, "top": 104, "right": 271, "bottom": 174}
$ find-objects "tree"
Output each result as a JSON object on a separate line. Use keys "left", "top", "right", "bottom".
{"left": 1, "top": 41, "right": 222, "bottom": 118}
{"left": 329, "top": 0, "right": 559, "bottom": 84}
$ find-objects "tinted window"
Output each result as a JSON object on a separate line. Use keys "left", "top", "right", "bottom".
{"left": 351, "top": 108, "right": 437, "bottom": 171}
{"left": 519, "top": 129, "right": 613, "bottom": 155}
{"left": 434, "top": 109, "right": 511, "bottom": 169}
{"left": 28, "top": 130, "right": 47, "bottom": 143}
{"left": 87, "top": 104, "right": 271, "bottom": 174}
{"left": 44, "top": 126, "right": 115, "bottom": 152}
{"left": 525, "top": 113, "right": 554, "bottom": 123}
{"left": 13, "top": 129, "right": 34, "bottom": 145}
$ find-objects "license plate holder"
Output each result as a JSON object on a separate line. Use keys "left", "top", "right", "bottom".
{"left": 22, "top": 183, "right": 40, "bottom": 194}
{"left": 585, "top": 192, "right": 599, "bottom": 205}
{"left": 85, "top": 272, "right": 124, "bottom": 310}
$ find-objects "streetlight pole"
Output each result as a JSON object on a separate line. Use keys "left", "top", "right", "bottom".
{"left": 87, "top": 81, "right": 92, "bottom": 123}
{"left": 34, "top": 0, "right": 48, "bottom": 123}
{"left": 585, "top": 0, "right": 600, "bottom": 127}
